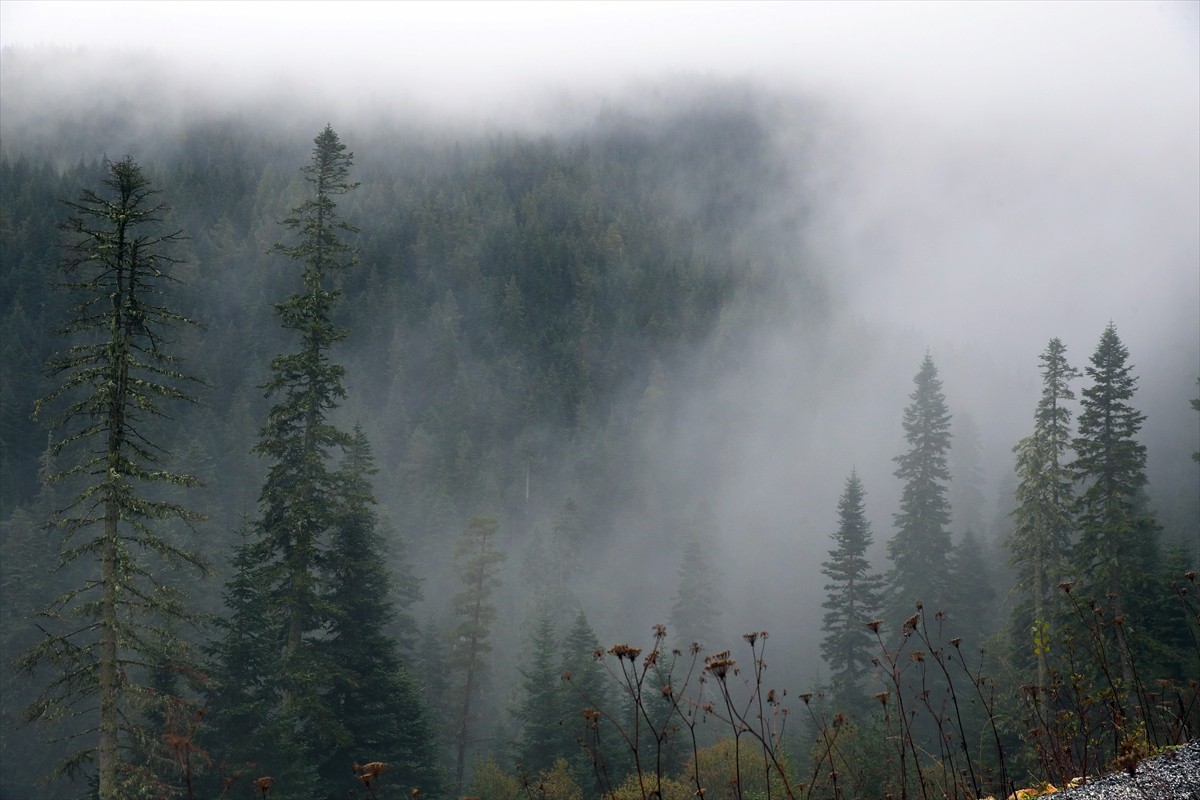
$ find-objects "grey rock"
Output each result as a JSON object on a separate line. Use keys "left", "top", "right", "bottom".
{"left": 1051, "top": 741, "right": 1200, "bottom": 800}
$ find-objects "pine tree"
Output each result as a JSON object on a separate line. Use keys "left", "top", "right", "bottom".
{"left": 557, "top": 611, "right": 610, "bottom": 790}
{"left": 255, "top": 124, "right": 358, "bottom": 698}
{"left": 820, "top": 471, "right": 882, "bottom": 717}
{"left": 207, "top": 125, "right": 366, "bottom": 798}
{"left": 1072, "top": 325, "right": 1158, "bottom": 596}
{"left": 450, "top": 514, "right": 507, "bottom": 787}
{"left": 1005, "top": 338, "right": 1078, "bottom": 707}
{"left": 515, "top": 611, "right": 566, "bottom": 777}
{"left": 415, "top": 617, "right": 455, "bottom": 770}
{"left": 668, "top": 517, "right": 722, "bottom": 652}
{"left": 318, "top": 427, "right": 442, "bottom": 797}
{"left": 1070, "top": 324, "right": 1160, "bottom": 704}
{"left": 21, "top": 157, "right": 207, "bottom": 799}
{"left": 886, "top": 354, "right": 954, "bottom": 626}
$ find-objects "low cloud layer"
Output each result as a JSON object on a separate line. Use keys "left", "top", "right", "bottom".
{"left": 2, "top": 0, "right": 1197, "bottom": 672}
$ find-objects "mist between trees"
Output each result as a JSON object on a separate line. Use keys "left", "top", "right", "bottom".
{"left": 1, "top": 64, "right": 1198, "bottom": 800}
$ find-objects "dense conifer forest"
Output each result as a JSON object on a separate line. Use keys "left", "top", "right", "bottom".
{"left": 0, "top": 42, "right": 1197, "bottom": 800}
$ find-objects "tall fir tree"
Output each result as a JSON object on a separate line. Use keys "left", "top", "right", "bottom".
{"left": 207, "top": 126, "right": 437, "bottom": 798}
{"left": 886, "top": 354, "right": 954, "bottom": 627}
{"left": 450, "top": 514, "right": 507, "bottom": 788}
{"left": 1070, "top": 324, "right": 1161, "bottom": 702}
{"left": 1071, "top": 325, "right": 1159, "bottom": 598}
{"left": 557, "top": 611, "right": 611, "bottom": 792}
{"left": 514, "top": 611, "right": 567, "bottom": 777}
{"left": 415, "top": 616, "right": 455, "bottom": 771}
{"left": 820, "top": 470, "right": 882, "bottom": 717}
{"left": 318, "top": 427, "right": 442, "bottom": 797}
{"left": 21, "top": 157, "right": 207, "bottom": 799}
{"left": 1005, "top": 338, "right": 1078, "bottom": 708}
{"left": 668, "top": 516, "right": 722, "bottom": 652}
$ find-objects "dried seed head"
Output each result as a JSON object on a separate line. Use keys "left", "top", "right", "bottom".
{"left": 608, "top": 643, "right": 642, "bottom": 661}
{"left": 356, "top": 762, "right": 388, "bottom": 781}
{"left": 903, "top": 614, "right": 920, "bottom": 633}
{"left": 1057, "top": 581, "right": 1074, "bottom": 593}
{"left": 704, "top": 650, "right": 735, "bottom": 679}
{"left": 866, "top": 620, "right": 883, "bottom": 633}
{"left": 874, "top": 691, "right": 889, "bottom": 705}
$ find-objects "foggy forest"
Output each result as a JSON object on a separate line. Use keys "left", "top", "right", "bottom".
{"left": 0, "top": 3, "right": 1198, "bottom": 800}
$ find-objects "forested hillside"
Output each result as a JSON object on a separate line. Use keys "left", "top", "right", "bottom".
{"left": 0, "top": 43, "right": 1197, "bottom": 800}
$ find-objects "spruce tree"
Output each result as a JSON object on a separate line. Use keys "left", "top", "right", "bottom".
{"left": 208, "top": 126, "right": 436, "bottom": 798}
{"left": 886, "top": 354, "right": 954, "bottom": 627}
{"left": 1070, "top": 324, "right": 1160, "bottom": 700}
{"left": 515, "top": 611, "right": 566, "bottom": 777}
{"left": 668, "top": 518, "right": 722, "bottom": 652}
{"left": 820, "top": 471, "right": 882, "bottom": 717}
{"left": 1005, "top": 338, "right": 1078, "bottom": 707}
{"left": 557, "top": 611, "right": 610, "bottom": 790}
{"left": 414, "top": 617, "right": 455, "bottom": 772}
{"left": 319, "top": 427, "right": 442, "bottom": 797}
{"left": 22, "top": 157, "right": 207, "bottom": 799}
{"left": 1071, "top": 325, "right": 1158, "bottom": 596}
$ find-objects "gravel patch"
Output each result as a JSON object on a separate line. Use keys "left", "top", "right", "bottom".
{"left": 1050, "top": 741, "right": 1200, "bottom": 799}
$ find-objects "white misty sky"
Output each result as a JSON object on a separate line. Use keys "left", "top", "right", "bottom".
{"left": 2, "top": 0, "right": 1197, "bottom": 634}
{"left": 2, "top": 1, "right": 1195, "bottom": 114}
{"left": 2, "top": 0, "right": 1197, "bottom": 395}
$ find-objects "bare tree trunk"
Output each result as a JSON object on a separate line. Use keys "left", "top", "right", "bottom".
{"left": 454, "top": 638, "right": 478, "bottom": 788}
{"left": 98, "top": 508, "right": 119, "bottom": 799}
{"left": 1034, "top": 560, "right": 1049, "bottom": 721}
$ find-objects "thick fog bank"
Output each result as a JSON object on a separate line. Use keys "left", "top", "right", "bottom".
{"left": 2, "top": 0, "right": 1197, "bottom": 692}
